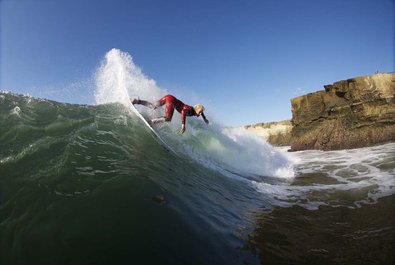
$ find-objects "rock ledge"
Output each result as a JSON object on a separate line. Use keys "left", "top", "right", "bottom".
{"left": 290, "top": 73, "right": 395, "bottom": 151}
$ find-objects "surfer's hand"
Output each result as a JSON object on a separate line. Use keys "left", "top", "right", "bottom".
{"left": 204, "top": 118, "right": 209, "bottom": 125}
{"left": 180, "top": 125, "right": 185, "bottom": 134}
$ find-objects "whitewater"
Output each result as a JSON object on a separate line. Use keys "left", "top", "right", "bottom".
{"left": 0, "top": 49, "right": 394, "bottom": 265}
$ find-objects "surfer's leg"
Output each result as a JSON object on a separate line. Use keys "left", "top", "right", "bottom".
{"left": 132, "top": 99, "right": 156, "bottom": 109}
{"left": 155, "top": 95, "right": 174, "bottom": 108}
{"left": 150, "top": 110, "right": 172, "bottom": 124}
{"left": 149, "top": 95, "right": 174, "bottom": 124}
{"left": 164, "top": 102, "right": 175, "bottom": 122}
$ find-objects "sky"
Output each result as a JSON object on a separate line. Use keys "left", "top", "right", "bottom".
{"left": 1, "top": 0, "right": 394, "bottom": 126}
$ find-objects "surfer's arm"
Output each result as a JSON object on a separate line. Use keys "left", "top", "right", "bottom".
{"left": 201, "top": 112, "right": 209, "bottom": 124}
{"left": 180, "top": 124, "right": 186, "bottom": 134}
{"left": 180, "top": 110, "right": 187, "bottom": 134}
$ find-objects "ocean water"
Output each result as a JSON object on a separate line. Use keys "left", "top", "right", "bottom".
{"left": 0, "top": 49, "right": 394, "bottom": 265}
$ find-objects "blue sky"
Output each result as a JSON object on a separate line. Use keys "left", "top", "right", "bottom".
{"left": 1, "top": 0, "right": 394, "bottom": 126}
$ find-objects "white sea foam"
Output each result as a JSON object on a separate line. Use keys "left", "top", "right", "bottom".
{"left": 220, "top": 127, "right": 293, "bottom": 178}
{"left": 253, "top": 143, "right": 395, "bottom": 209}
{"left": 9, "top": 106, "right": 21, "bottom": 116}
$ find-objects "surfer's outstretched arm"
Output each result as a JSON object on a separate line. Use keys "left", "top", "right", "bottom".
{"left": 201, "top": 112, "right": 209, "bottom": 124}
{"left": 180, "top": 124, "right": 186, "bottom": 134}
{"left": 131, "top": 99, "right": 156, "bottom": 109}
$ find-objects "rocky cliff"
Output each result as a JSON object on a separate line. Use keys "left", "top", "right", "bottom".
{"left": 245, "top": 120, "right": 292, "bottom": 146}
{"left": 290, "top": 73, "right": 395, "bottom": 151}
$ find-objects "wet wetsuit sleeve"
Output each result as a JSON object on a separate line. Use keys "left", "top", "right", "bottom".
{"left": 181, "top": 109, "right": 187, "bottom": 125}
{"left": 201, "top": 112, "right": 207, "bottom": 120}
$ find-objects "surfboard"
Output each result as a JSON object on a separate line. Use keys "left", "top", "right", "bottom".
{"left": 130, "top": 103, "right": 178, "bottom": 156}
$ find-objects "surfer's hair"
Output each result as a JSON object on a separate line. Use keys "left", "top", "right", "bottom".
{"left": 194, "top": 104, "right": 205, "bottom": 113}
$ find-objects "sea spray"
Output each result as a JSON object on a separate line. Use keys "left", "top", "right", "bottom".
{"left": 94, "top": 48, "right": 163, "bottom": 106}
{"left": 179, "top": 125, "right": 295, "bottom": 180}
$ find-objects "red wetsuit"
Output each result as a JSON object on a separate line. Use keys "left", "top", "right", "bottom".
{"left": 157, "top": 95, "right": 204, "bottom": 125}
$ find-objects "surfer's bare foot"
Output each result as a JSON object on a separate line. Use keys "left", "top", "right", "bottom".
{"left": 151, "top": 117, "right": 165, "bottom": 124}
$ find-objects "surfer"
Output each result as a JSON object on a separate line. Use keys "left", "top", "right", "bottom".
{"left": 131, "top": 94, "right": 209, "bottom": 134}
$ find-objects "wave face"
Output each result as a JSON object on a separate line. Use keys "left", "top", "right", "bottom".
{"left": 0, "top": 91, "right": 272, "bottom": 264}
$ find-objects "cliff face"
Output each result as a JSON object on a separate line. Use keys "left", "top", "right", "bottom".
{"left": 245, "top": 120, "right": 292, "bottom": 146}
{"left": 290, "top": 73, "right": 395, "bottom": 151}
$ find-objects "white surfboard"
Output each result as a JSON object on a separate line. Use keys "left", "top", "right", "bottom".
{"left": 130, "top": 104, "right": 178, "bottom": 156}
